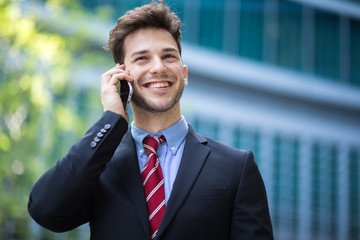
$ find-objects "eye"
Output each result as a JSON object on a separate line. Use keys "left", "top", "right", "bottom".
{"left": 135, "top": 56, "right": 148, "bottom": 62}
{"left": 163, "top": 54, "right": 177, "bottom": 60}
{"left": 164, "top": 54, "right": 174, "bottom": 58}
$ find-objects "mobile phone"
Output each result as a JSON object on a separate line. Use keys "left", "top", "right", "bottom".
{"left": 118, "top": 80, "right": 133, "bottom": 114}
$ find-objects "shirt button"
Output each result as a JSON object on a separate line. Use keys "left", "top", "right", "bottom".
{"left": 97, "top": 132, "right": 104, "bottom": 138}
{"left": 171, "top": 147, "right": 176, "bottom": 151}
{"left": 94, "top": 137, "right": 101, "bottom": 142}
{"left": 104, "top": 124, "right": 111, "bottom": 130}
{"left": 140, "top": 149, "right": 144, "bottom": 154}
{"left": 100, "top": 128, "right": 107, "bottom": 133}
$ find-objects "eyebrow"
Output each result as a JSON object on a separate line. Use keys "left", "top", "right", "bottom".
{"left": 130, "top": 50, "right": 149, "bottom": 58}
{"left": 162, "top": 47, "right": 178, "bottom": 53}
{"left": 130, "top": 47, "right": 179, "bottom": 58}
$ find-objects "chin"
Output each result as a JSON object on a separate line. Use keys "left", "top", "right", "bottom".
{"left": 132, "top": 88, "right": 183, "bottom": 114}
{"left": 145, "top": 103, "right": 176, "bottom": 113}
{"left": 133, "top": 99, "right": 178, "bottom": 113}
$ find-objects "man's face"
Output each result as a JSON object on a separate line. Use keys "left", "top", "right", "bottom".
{"left": 123, "top": 28, "right": 188, "bottom": 114}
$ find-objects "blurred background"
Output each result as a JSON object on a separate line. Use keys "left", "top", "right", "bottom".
{"left": 1, "top": 0, "right": 359, "bottom": 239}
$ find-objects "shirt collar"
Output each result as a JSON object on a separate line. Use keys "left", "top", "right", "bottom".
{"left": 131, "top": 116, "right": 189, "bottom": 156}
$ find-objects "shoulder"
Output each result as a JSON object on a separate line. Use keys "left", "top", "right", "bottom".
{"left": 187, "top": 124, "right": 254, "bottom": 162}
{"left": 206, "top": 136, "right": 253, "bottom": 162}
{"left": 186, "top": 125, "right": 261, "bottom": 189}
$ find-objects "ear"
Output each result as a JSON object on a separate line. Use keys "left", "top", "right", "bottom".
{"left": 183, "top": 65, "right": 188, "bottom": 86}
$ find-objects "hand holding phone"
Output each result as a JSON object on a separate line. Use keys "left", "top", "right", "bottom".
{"left": 100, "top": 64, "right": 133, "bottom": 122}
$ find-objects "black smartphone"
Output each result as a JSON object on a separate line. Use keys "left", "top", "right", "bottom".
{"left": 118, "top": 80, "right": 133, "bottom": 114}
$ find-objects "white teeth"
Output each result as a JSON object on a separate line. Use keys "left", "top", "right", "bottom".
{"left": 148, "top": 82, "right": 169, "bottom": 88}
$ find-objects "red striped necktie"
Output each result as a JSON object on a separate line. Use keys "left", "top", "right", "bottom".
{"left": 141, "top": 135, "right": 166, "bottom": 239}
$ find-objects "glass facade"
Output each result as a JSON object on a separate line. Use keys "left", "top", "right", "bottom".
{"left": 314, "top": 10, "right": 340, "bottom": 80}
{"left": 349, "top": 148, "right": 359, "bottom": 239}
{"left": 199, "top": 0, "right": 224, "bottom": 50}
{"left": 277, "top": 1, "right": 302, "bottom": 70}
{"left": 350, "top": 19, "right": 360, "bottom": 84}
{"left": 238, "top": 0, "right": 265, "bottom": 61}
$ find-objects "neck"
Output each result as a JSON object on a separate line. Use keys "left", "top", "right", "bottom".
{"left": 132, "top": 104, "right": 182, "bottom": 134}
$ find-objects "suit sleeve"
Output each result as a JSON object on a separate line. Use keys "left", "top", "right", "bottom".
{"left": 28, "top": 111, "right": 128, "bottom": 232}
{"left": 230, "top": 151, "right": 274, "bottom": 239}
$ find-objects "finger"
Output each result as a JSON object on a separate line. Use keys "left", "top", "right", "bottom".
{"left": 116, "top": 63, "right": 124, "bottom": 69}
{"left": 107, "top": 64, "right": 133, "bottom": 85}
{"left": 101, "top": 67, "right": 129, "bottom": 87}
{"left": 117, "top": 64, "right": 132, "bottom": 78}
{"left": 108, "top": 72, "right": 134, "bottom": 86}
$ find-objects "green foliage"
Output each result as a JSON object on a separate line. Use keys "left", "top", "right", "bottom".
{"left": 0, "top": 0, "right": 112, "bottom": 238}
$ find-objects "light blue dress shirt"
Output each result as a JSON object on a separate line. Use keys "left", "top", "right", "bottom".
{"left": 130, "top": 116, "right": 188, "bottom": 204}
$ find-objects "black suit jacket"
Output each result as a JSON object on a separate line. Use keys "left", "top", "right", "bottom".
{"left": 28, "top": 111, "right": 273, "bottom": 239}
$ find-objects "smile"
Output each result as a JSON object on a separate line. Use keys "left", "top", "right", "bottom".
{"left": 145, "top": 81, "right": 172, "bottom": 88}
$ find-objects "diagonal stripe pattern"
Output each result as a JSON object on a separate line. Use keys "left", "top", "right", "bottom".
{"left": 141, "top": 135, "right": 166, "bottom": 239}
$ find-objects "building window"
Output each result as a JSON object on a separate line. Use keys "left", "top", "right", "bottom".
{"left": 350, "top": 19, "right": 360, "bottom": 86}
{"left": 277, "top": 0, "right": 302, "bottom": 71}
{"left": 314, "top": 10, "right": 340, "bottom": 80}
{"left": 238, "top": 0, "right": 264, "bottom": 61}
{"left": 199, "top": 0, "right": 224, "bottom": 50}
{"left": 349, "top": 147, "right": 359, "bottom": 239}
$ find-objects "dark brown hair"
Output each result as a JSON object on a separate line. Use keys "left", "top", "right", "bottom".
{"left": 105, "top": 1, "right": 182, "bottom": 64}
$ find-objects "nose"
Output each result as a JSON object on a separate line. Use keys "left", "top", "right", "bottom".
{"left": 149, "top": 56, "right": 166, "bottom": 74}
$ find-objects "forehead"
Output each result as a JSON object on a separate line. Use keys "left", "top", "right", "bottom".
{"left": 123, "top": 28, "right": 179, "bottom": 58}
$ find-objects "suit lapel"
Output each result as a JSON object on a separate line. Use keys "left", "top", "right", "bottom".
{"left": 112, "top": 131, "right": 150, "bottom": 237}
{"left": 156, "top": 126, "right": 210, "bottom": 239}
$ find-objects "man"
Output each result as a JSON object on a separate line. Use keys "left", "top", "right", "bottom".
{"left": 28, "top": 2, "right": 273, "bottom": 239}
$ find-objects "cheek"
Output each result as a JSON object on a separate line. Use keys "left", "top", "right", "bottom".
{"left": 169, "top": 64, "right": 184, "bottom": 77}
{"left": 127, "top": 67, "right": 143, "bottom": 82}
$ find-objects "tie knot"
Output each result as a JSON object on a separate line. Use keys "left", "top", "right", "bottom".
{"left": 143, "top": 135, "right": 166, "bottom": 157}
